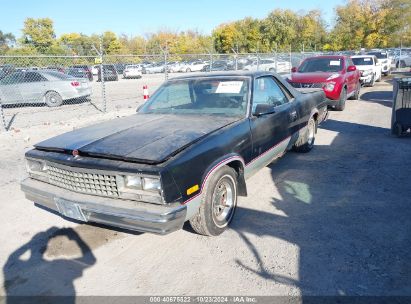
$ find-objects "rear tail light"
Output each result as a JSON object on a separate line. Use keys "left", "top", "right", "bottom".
{"left": 71, "top": 81, "right": 80, "bottom": 87}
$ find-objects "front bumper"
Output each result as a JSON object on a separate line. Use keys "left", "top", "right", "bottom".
{"left": 360, "top": 74, "right": 373, "bottom": 84}
{"left": 21, "top": 178, "right": 187, "bottom": 235}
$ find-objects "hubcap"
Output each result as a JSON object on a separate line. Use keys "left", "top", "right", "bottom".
{"left": 47, "top": 93, "right": 60, "bottom": 104}
{"left": 212, "top": 175, "right": 236, "bottom": 227}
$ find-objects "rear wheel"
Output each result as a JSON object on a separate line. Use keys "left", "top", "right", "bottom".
{"left": 189, "top": 166, "right": 238, "bottom": 236}
{"left": 293, "top": 117, "right": 316, "bottom": 153}
{"left": 335, "top": 88, "right": 347, "bottom": 111}
{"left": 44, "top": 91, "right": 63, "bottom": 107}
{"left": 186, "top": 68, "right": 191, "bottom": 72}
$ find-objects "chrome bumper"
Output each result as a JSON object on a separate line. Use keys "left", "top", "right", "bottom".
{"left": 21, "top": 178, "right": 187, "bottom": 235}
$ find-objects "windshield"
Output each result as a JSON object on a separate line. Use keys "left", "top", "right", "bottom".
{"left": 298, "top": 58, "right": 344, "bottom": 73}
{"left": 368, "top": 52, "right": 387, "bottom": 59}
{"left": 139, "top": 77, "right": 250, "bottom": 117}
{"left": 352, "top": 57, "right": 374, "bottom": 65}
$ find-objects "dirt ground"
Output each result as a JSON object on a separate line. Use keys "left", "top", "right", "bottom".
{"left": 0, "top": 76, "right": 410, "bottom": 298}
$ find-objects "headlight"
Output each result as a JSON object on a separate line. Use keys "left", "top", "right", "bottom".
{"left": 26, "top": 158, "right": 48, "bottom": 182}
{"left": 142, "top": 177, "right": 161, "bottom": 192}
{"left": 125, "top": 175, "right": 142, "bottom": 190}
{"left": 324, "top": 82, "right": 335, "bottom": 92}
{"left": 119, "top": 175, "right": 164, "bottom": 204}
{"left": 362, "top": 69, "right": 373, "bottom": 76}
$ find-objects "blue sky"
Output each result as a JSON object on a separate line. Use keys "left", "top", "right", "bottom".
{"left": 1, "top": 0, "right": 345, "bottom": 38}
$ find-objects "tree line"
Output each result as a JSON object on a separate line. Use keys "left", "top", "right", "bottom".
{"left": 0, "top": 0, "right": 410, "bottom": 56}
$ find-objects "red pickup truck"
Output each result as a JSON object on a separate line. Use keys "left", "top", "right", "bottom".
{"left": 287, "top": 55, "right": 361, "bottom": 111}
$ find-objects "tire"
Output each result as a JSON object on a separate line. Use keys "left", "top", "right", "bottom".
{"left": 397, "top": 60, "right": 406, "bottom": 68}
{"left": 394, "top": 122, "right": 404, "bottom": 137}
{"left": 335, "top": 88, "right": 347, "bottom": 111}
{"left": 189, "top": 166, "right": 238, "bottom": 236}
{"left": 376, "top": 73, "right": 382, "bottom": 82}
{"left": 44, "top": 91, "right": 63, "bottom": 107}
{"left": 367, "top": 75, "right": 375, "bottom": 87}
{"left": 186, "top": 68, "right": 191, "bottom": 72}
{"left": 349, "top": 82, "right": 361, "bottom": 100}
{"left": 293, "top": 117, "right": 316, "bottom": 153}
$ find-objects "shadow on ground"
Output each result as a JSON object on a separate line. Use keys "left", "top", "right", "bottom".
{"left": 3, "top": 227, "right": 95, "bottom": 303}
{"left": 231, "top": 118, "right": 411, "bottom": 296}
{"left": 360, "top": 90, "right": 393, "bottom": 107}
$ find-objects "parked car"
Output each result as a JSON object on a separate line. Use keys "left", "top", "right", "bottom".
{"left": 201, "top": 60, "right": 229, "bottom": 72}
{"left": 243, "top": 59, "right": 291, "bottom": 74}
{"left": 143, "top": 63, "right": 165, "bottom": 74}
{"left": 367, "top": 51, "right": 391, "bottom": 76}
{"left": 69, "top": 65, "right": 93, "bottom": 81}
{"left": 45, "top": 66, "right": 65, "bottom": 73}
{"left": 114, "top": 63, "right": 128, "bottom": 74}
{"left": 351, "top": 55, "right": 382, "bottom": 87}
{"left": 21, "top": 71, "right": 328, "bottom": 235}
{"left": 181, "top": 60, "right": 207, "bottom": 72}
{"left": 0, "top": 70, "right": 92, "bottom": 107}
{"left": 395, "top": 53, "right": 411, "bottom": 68}
{"left": 287, "top": 55, "right": 361, "bottom": 111}
{"left": 123, "top": 65, "right": 142, "bottom": 79}
{"left": 66, "top": 67, "right": 90, "bottom": 79}
{"left": 97, "top": 65, "right": 118, "bottom": 82}
{"left": 167, "top": 61, "right": 186, "bottom": 73}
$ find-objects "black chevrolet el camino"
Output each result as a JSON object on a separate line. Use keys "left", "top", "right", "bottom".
{"left": 21, "top": 71, "right": 328, "bottom": 236}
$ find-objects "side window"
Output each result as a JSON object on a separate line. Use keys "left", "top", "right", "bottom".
{"left": 253, "top": 77, "right": 288, "bottom": 110}
{"left": 24, "top": 72, "right": 47, "bottom": 83}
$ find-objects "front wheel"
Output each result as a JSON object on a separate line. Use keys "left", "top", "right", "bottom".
{"left": 44, "top": 91, "right": 63, "bottom": 107}
{"left": 335, "top": 88, "right": 347, "bottom": 111}
{"left": 189, "top": 166, "right": 238, "bottom": 236}
{"left": 349, "top": 82, "right": 361, "bottom": 100}
{"left": 293, "top": 117, "right": 316, "bottom": 153}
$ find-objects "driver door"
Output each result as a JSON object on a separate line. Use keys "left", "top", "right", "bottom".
{"left": 247, "top": 76, "right": 293, "bottom": 177}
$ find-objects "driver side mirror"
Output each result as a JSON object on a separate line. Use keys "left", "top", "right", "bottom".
{"left": 253, "top": 103, "right": 276, "bottom": 116}
{"left": 291, "top": 67, "right": 297, "bottom": 73}
{"left": 347, "top": 65, "right": 356, "bottom": 72}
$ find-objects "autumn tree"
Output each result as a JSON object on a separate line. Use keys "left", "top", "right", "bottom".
{"left": 22, "top": 18, "right": 57, "bottom": 53}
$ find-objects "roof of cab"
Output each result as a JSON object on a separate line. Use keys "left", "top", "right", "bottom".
{"left": 168, "top": 70, "right": 274, "bottom": 80}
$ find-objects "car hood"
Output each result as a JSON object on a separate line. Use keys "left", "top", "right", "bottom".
{"left": 35, "top": 114, "right": 239, "bottom": 164}
{"left": 290, "top": 72, "right": 341, "bottom": 82}
{"left": 354, "top": 65, "right": 374, "bottom": 71}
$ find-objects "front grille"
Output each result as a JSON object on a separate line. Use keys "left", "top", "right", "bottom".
{"left": 290, "top": 82, "right": 324, "bottom": 89}
{"left": 47, "top": 165, "right": 119, "bottom": 198}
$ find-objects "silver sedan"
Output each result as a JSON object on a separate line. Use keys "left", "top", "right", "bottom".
{"left": 0, "top": 70, "right": 92, "bottom": 107}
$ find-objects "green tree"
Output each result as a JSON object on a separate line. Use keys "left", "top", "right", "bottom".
{"left": 22, "top": 18, "right": 56, "bottom": 53}
{"left": 0, "top": 31, "right": 15, "bottom": 53}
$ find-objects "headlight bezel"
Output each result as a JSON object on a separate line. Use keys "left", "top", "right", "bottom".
{"left": 26, "top": 158, "right": 49, "bottom": 182}
{"left": 117, "top": 174, "right": 164, "bottom": 204}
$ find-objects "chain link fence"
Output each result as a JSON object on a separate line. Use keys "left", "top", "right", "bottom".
{"left": 0, "top": 49, "right": 408, "bottom": 131}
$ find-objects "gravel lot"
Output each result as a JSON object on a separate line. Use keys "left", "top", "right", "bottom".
{"left": 0, "top": 75, "right": 410, "bottom": 298}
